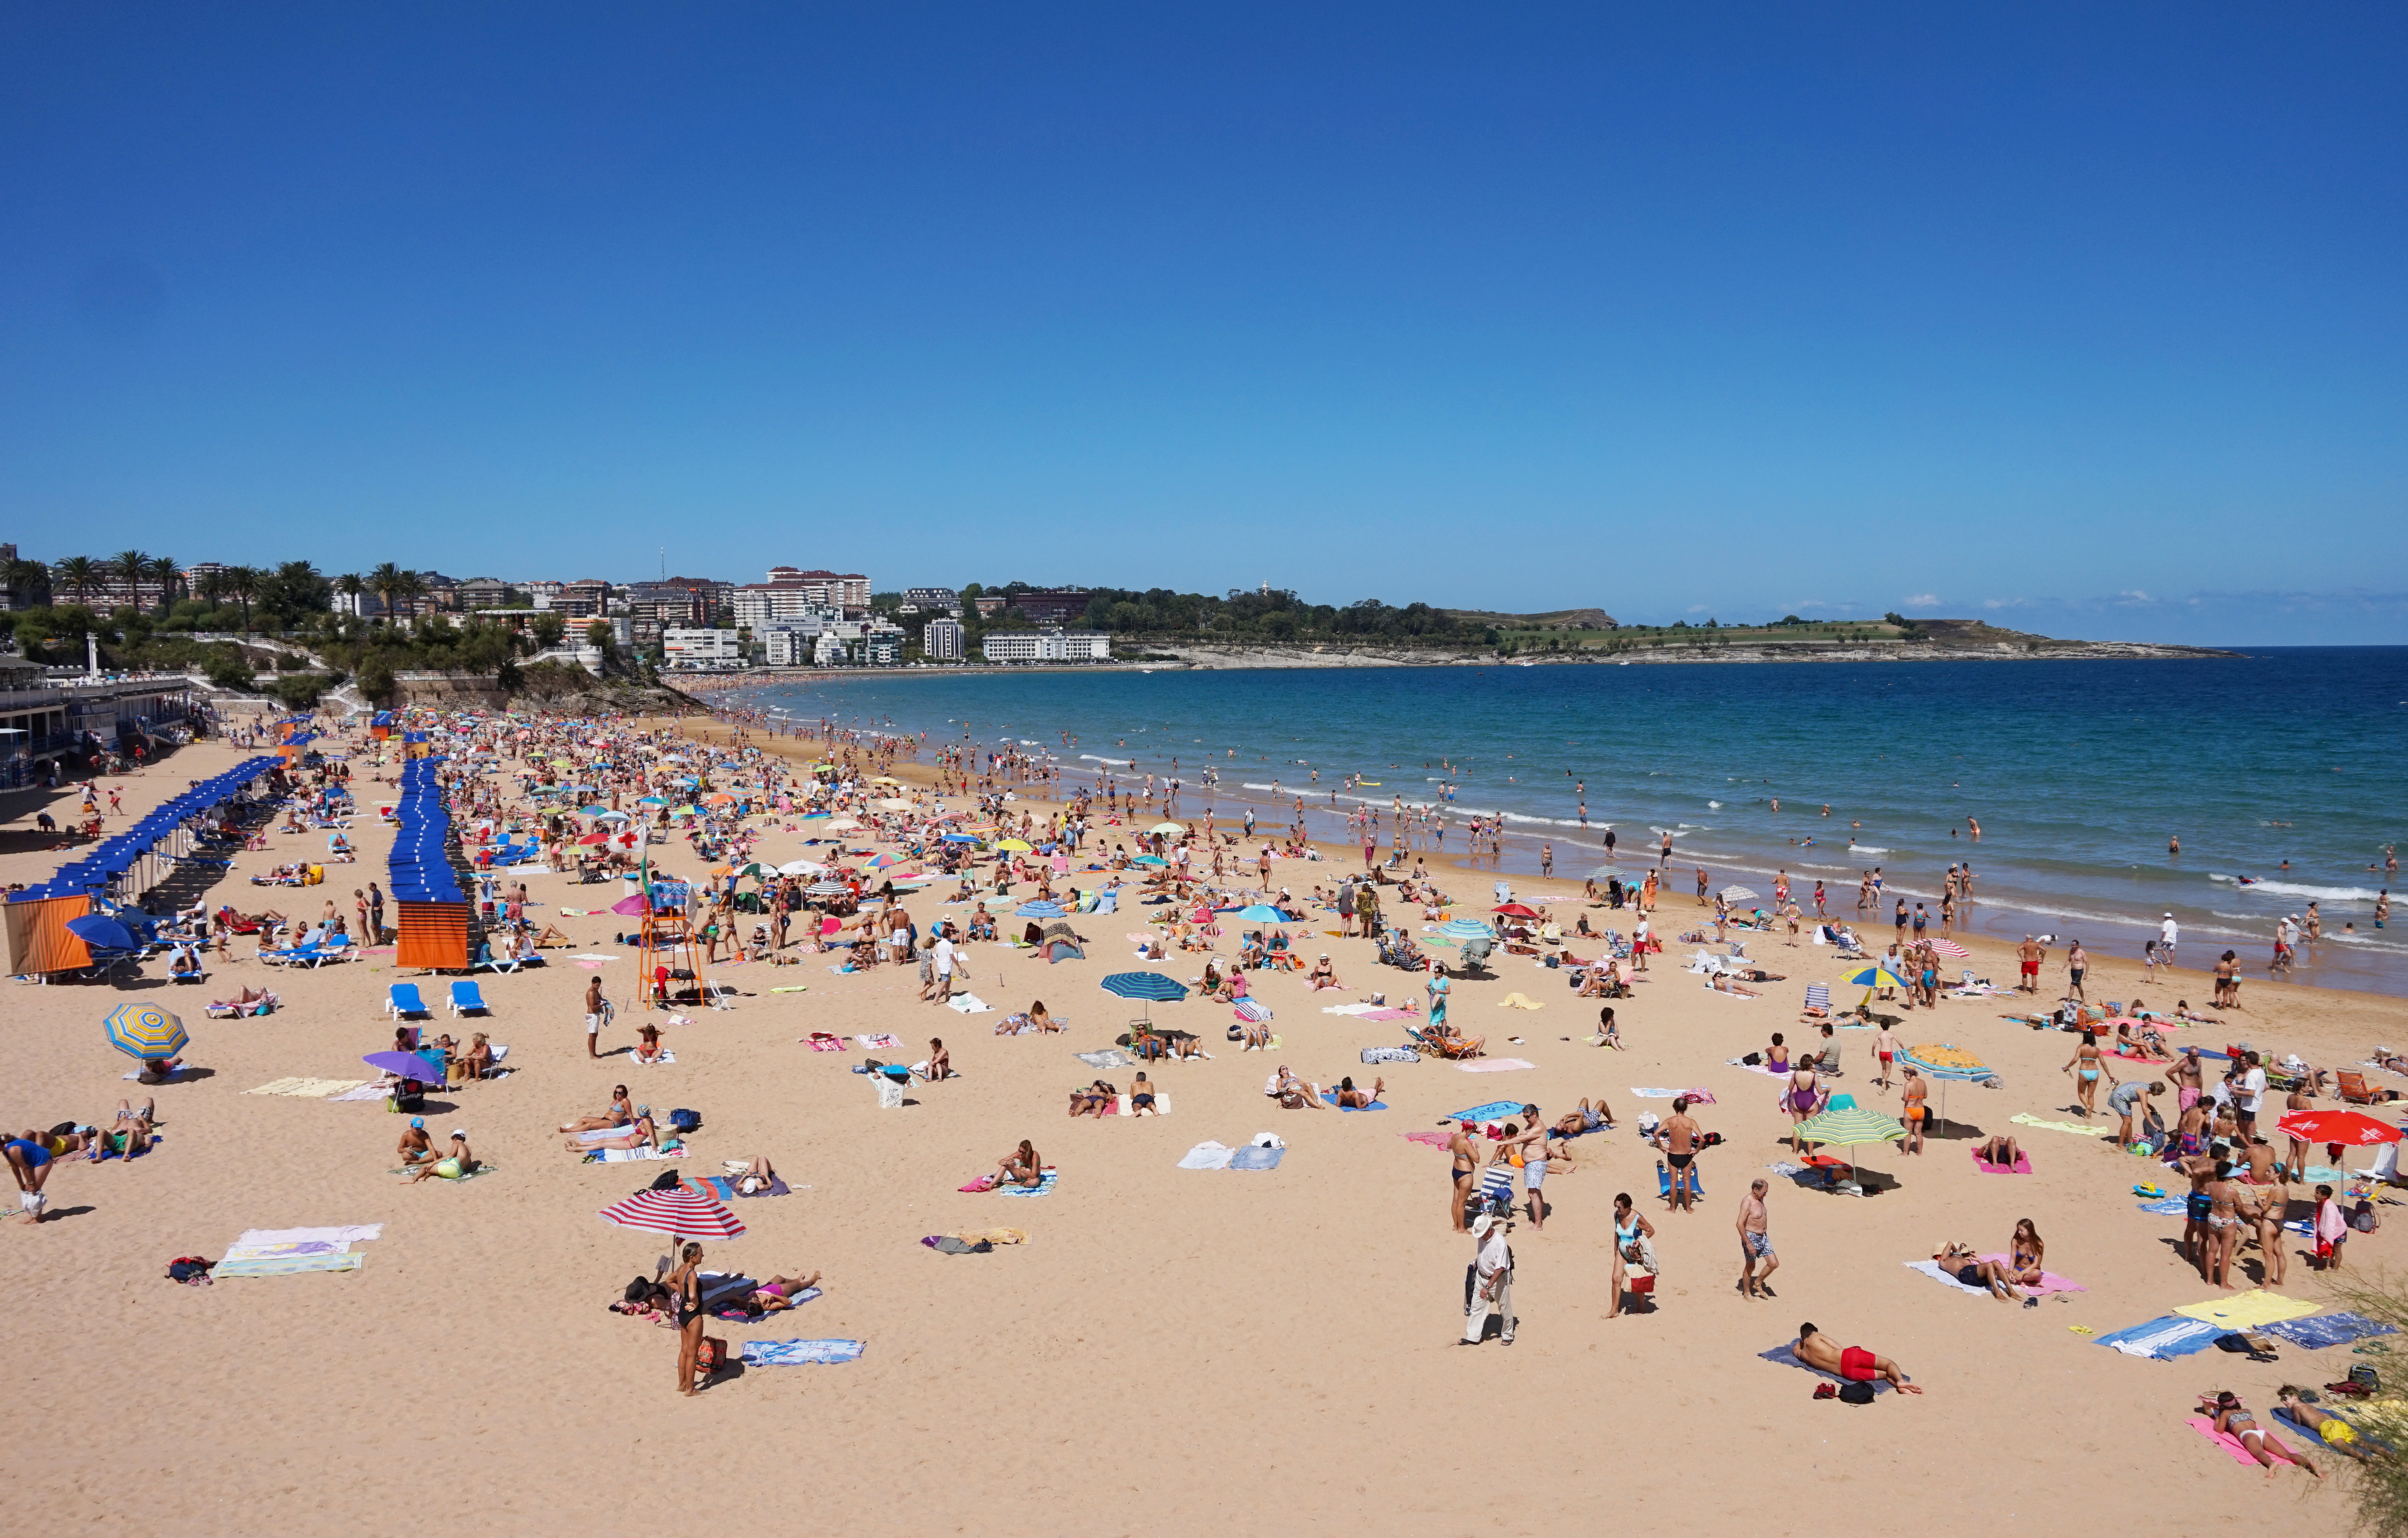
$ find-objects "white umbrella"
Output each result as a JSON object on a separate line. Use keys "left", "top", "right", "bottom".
{"left": 1720, "top": 885, "right": 1761, "bottom": 902}
{"left": 592, "top": 809, "right": 631, "bottom": 823}
{"left": 777, "top": 859, "right": 826, "bottom": 876}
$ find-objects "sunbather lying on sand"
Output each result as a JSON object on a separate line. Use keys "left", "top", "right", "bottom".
{"left": 1331, "top": 1075, "right": 1383, "bottom": 1108}
{"left": 1069, "top": 1081, "right": 1114, "bottom": 1117}
{"left": 1794, "top": 1324, "right": 1921, "bottom": 1391}
{"left": 1973, "top": 1134, "right": 2024, "bottom": 1168}
{"left": 1934, "top": 1241, "right": 2025, "bottom": 1301}
{"left": 561, "top": 1087, "right": 635, "bottom": 1132}
{"left": 750, "top": 1271, "right": 822, "bottom": 1313}
{"left": 729, "top": 1155, "right": 780, "bottom": 1194}
{"left": 1706, "top": 974, "right": 1760, "bottom": 997}
{"left": 1553, "top": 1097, "right": 1616, "bottom": 1137}
{"left": 570, "top": 1111, "right": 659, "bottom": 1152}
{"left": 1270, "top": 1065, "right": 1324, "bottom": 1110}
{"left": 2275, "top": 1387, "right": 2379, "bottom": 1461}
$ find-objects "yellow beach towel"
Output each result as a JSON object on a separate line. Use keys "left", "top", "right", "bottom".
{"left": 2010, "top": 1112, "right": 2111, "bottom": 1138}
{"left": 1498, "top": 993, "right": 1546, "bottom": 1011}
{"left": 2172, "top": 1290, "right": 2321, "bottom": 1330}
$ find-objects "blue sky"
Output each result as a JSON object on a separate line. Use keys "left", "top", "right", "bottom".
{"left": 2, "top": 4, "right": 2402, "bottom": 643}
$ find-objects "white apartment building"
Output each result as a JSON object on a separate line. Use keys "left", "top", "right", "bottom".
{"left": 921, "top": 616, "right": 964, "bottom": 661}
{"left": 981, "top": 628, "right": 1112, "bottom": 664}
{"left": 732, "top": 585, "right": 847, "bottom": 631}
{"left": 662, "top": 627, "right": 744, "bottom": 668}
{"left": 761, "top": 567, "right": 870, "bottom": 610}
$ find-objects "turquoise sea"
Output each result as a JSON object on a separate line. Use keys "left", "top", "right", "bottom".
{"left": 716, "top": 646, "right": 2408, "bottom": 997}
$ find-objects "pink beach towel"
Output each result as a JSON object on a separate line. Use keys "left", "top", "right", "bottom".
{"left": 2186, "top": 1416, "right": 2261, "bottom": 1466}
{"left": 1682, "top": 1088, "right": 1718, "bottom": 1105}
{"left": 1402, "top": 1130, "right": 1453, "bottom": 1149}
{"left": 1974, "top": 1150, "right": 2034, "bottom": 1174}
{"left": 1978, "top": 1255, "right": 2085, "bottom": 1294}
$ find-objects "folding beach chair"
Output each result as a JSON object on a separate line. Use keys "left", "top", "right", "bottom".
{"left": 448, "top": 980, "right": 490, "bottom": 1017}
{"left": 1801, "top": 982, "right": 1831, "bottom": 1017}
{"left": 2338, "top": 1071, "right": 2380, "bottom": 1106}
{"left": 386, "top": 982, "right": 430, "bottom": 1019}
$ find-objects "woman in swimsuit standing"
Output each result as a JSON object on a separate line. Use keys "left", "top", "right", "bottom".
{"left": 2202, "top": 1392, "right": 2320, "bottom": 1479}
{"left": 1606, "top": 1192, "right": 1657, "bottom": 1318}
{"left": 1784, "top": 1060, "right": 1821, "bottom": 1153}
{"left": 669, "top": 1242, "right": 708, "bottom": 1396}
{"left": 2062, "top": 1029, "right": 2114, "bottom": 1118}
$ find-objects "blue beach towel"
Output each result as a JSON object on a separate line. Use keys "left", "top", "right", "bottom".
{"left": 739, "top": 1339, "right": 864, "bottom": 1367}
{"left": 2136, "top": 1196, "right": 2188, "bottom": 1216}
{"left": 998, "top": 1169, "right": 1059, "bottom": 1197}
{"left": 1658, "top": 1164, "right": 1704, "bottom": 1199}
{"left": 2264, "top": 1312, "right": 2397, "bottom": 1350}
{"left": 2093, "top": 1315, "right": 2223, "bottom": 1360}
{"left": 1322, "top": 1093, "right": 1389, "bottom": 1111}
{"left": 1445, "top": 1100, "right": 1526, "bottom": 1125}
{"left": 1230, "top": 1144, "right": 1285, "bottom": 1170}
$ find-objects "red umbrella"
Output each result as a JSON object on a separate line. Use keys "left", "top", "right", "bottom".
{"left": 2276, "top": 1110, "right": 2402, "bottom": 1147}
{"left": 1926, "top": 939, "right": 1970, "bottom": 958}
{"left": 599, "top": 1188, "right": 747, "bottom": 1242}
{"left": 578, "top": 830, "right": 610, "bottom": 846}
{"left": 1492, "top": 903, "right": 1541, "bottom": 919}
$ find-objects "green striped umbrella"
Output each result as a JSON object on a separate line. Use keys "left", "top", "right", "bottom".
{"left": 1791, "top": 1104, "right": 1907, "bottom": 1150}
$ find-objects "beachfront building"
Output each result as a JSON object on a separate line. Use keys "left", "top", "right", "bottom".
{"left": 455, "top": 577, "right": 512, "bottom": 610}
{"left": 921, "top": 616, "right": 964, "bottom": 661}
{"left": 903, "top": 586, "right": 961, "bottom": 615}
{"left": 662, "top": 627, "right": 744, "bottom": 670}
{"left": 554, "top": 579, "right": 613, "bottom": 620}
{"left": 761, "top": 567, "right": 870, "bottom": 611}
{"left": 981, "top": 628, "right": 1112, "bottom": 665}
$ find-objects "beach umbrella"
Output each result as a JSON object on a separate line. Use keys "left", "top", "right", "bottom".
{"left": 777, "top": 860, "right": 825, "bottom": 876}
{"left": 577, "top": 830, "right": 610, "bottom": 846}
{"left": 1719, "top": 886, "right": 1760, "bottom": 902}
{"left": 1234, "top": 904, "right": 1289, "bottom": 923}
{"left": 599, "top": 1187, "right": 747, "bottom": 1244}
{"left": 827, "top": 817, "right": 863, "bottom": 831}
{"left": 1492, "top": 903, "right": 1541, "bottom": 919}
{"left": 1016, "top": 900, "right": 1066, "bottom": 919}
{"left": 2277, "top": 1110, "right": 2402, "bottom": 1147}
{"left": 1102, "top": 972, "right": 1189, "bottom": 1002}
{"left": 636, "top": 795, "right": 666, "bottom": 806}
{"left": 876, "top": 797, "right": 913, "bottom": 811}
{"left": 1924, "top": 938, "right": 1969, "bottom": 958}
{"left": 363, "top": 1049, "right": 445, "bottom": 1080}
{"left": 1843, "top": 964, "right": 1907, "bottom": 992}
{"left": 1130, "top": 854, "right": 1169, "bottom": 867}
{"left": 941, "top": 832, "right": 980, "bottom": 844}
{"left": 870, "top": 776, "right": 900, "bottom": 786}
{"left": 996, "top": 838, "right": 1032, "bottom": 852}
{"left": 1791, "top": 1103, "right": 1907, "bottom": 1154}
{"left": 593, "top": 810, "right": 631, "bottom": 823}
{"left": 1439, "top": 918, "right": 1495, "bottom": 940}
{"left": 611, "top": 893, "right": 652, "bottom": 916}
{"left": 104, "top": 1002, "right": 187, "bottom": 1061}
{"left": 805, "top": 880, "right": 848, "bottom": 896}
{"left": 68, "top": 914, "right": 142, "bottom": 951}
{"left": 1150, "top": 822, "right": 1186, "bottom": 835}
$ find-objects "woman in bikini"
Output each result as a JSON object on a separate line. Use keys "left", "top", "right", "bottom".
{"left": 997, "top": 1140, "right": 1042, "bottom": 1186}
{"left": 1972, "top": 1133, "right": 2023, "bottom": 1169}
{"left": 748, "top": 1269, "right": 822, "bottom": 1313}
{"left": 2003, "top": 1219, "right": 2046, "bottom": 1288}
{"left": 2062, "top": 1029, "right": 2113, "bottom": 1117}
{"left": 2202, "top": 1391, "right": 2320, "bottom": 1478}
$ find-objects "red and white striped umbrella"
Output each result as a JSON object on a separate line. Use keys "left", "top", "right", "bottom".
{"left": 1926, "top": 939, "right": 1970, "bottom": 958}
{"left": 598, "top": 1188, "right": 746, "bottom": 1242}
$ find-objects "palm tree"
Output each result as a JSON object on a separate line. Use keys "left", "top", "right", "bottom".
{"left": 147, "top": 555, "right": 181, "bottom": 616}
{"left": 195, "top": 567, "right": 226, "bottom": 618}
{"left": 397, "top": 570, "right": 427, "bottom": 629}
{"left": 367, "top": 562, "right": 407, "bottom": 629}
{"left": 336, "top": 572, "right": 364, "bottom": 619}
{"left": 52, "top": 555, "right": 99, "bottom": 606}
{"left": 4, "top": 558, "right": 49, "bottom": 609}
{"left": 111, "top": 549, "right": 149, "bottom": 611}
{"left": 225, "top": 566, "right": 259, "bottom": 633}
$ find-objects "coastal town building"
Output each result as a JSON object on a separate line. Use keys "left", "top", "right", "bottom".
{"left": 662, "top": 627, "right": 744, "bottom": 669}
{"left": 981, "top": 628, "right": 1111, "bottom": 664}
{"left": 762, "top": 567, "right": 870, "bottom": 610}
{"left": 903, "top": 586, "right": 961, "bottom": 615}
{"left": 1013, "top": 589, "right": 1094, "bottom": 625}
{"left": 921, "top": 616, "right": 964, "bottom": 661}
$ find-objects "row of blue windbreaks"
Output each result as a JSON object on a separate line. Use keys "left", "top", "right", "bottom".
{"left": 13, "top": 755, "right": 286, "bottom": 901}
{"left": 388, "top": 756, "right": 463, "bottom": 904}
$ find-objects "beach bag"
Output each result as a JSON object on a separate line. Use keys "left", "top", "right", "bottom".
{"left": 668, "top": 1109, "right": 702, "bottom": 1134}
{"left": 166, "top": 1256, "right": 214, "bottom": 1284}
{"left": 647, "top": 1169, "right": 684, "bottom": 1192}
{"left": 624, "top": 1275, "right": 655, "bottom": 1302}
{"left": 693, "top": 1336, "right": 725, "bottom": 1384}
{"left": 1838, "top": 1381, "right": 1875, "bottom": 1405}
{"left": 1742, "top": 1052, "right": 1762, "bottom": 1066}
{"left": 2352, "top": 1365, "right": 2382, "bottom": 1393}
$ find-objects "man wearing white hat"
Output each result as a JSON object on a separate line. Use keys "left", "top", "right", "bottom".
{"left": 1460, "top": 1214, "right": 1515, "bottom": 1346}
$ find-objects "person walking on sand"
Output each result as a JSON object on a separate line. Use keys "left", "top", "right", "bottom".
{"left": 1737, "top": 1178, "right": 1778, "bottom": 1298}
{"left": 1873, "top": 1022, "right": 1898, "bottom": 1091}
{"left": 1458, "top": 1213, "right": 1514, "bottom": 1347}
{"left": 2064, "top": 939, "right": 2087, "bottom": 1002}
{"left": 584, "top": 973, "right": 608, "bottom": 1059}
{"left": 1900, "top": 1067, "right": 1928, "bottom": 1154}
{"left": 2063, "top": 1030, "right": 2112, "bottom": 1118}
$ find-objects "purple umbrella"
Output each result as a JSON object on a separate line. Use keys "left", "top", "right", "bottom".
{"left": 363, "top": 1050, "right": 445, "bottom": 1080}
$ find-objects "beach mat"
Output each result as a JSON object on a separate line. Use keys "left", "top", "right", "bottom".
{"left": 1445, "top": 1100, "right": 1529, "bottom": 1125}
{"left": 2093, "top": 1315, "right": 2223, "bottom": 1360}
{"left": 1974, "top": 1150, "right": 2033, "bottom": 1174}
{"left": 1321, "top": 1093, "right": 1388, "bottom": 1111}
{"left": 2011, "top": 1112, "right": 2111, "bottom": 1138}
{"left": 1757, "top": 1343, "right": 1893, "bottom": 1393}
{"left": 997, "top": 1168, "right": 1059, "bottom": 1197}
{"left": 1230, "top": 1144, "right": 1285, "bottom": 1171}
{"left": 2263, "top": 1312, "right": 2396, "bottom": 1350}
{"left": 2187, "top": 1415, "right": 2262, "bottom": 1466}
{"left": 2172, "top": 1290, "right": 2320, "bottom": 1330}
{"left": 1179, "top": 1142, "right": 1237, "bottom": 1170}
{"left": 215, "top": 1251, "right": 365, "bottom": 1278}
{"left": 738, "top": 1339, "right": 864, "bottom": 1367}
{"left": 1458, "top": 1058, "right": 1536, "bottom": 1073}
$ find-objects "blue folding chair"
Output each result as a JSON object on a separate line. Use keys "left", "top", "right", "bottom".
{"left": 386, "top": 982, "right": 429, "bottom": 1019}
{"left": 448, "top": 980, "right": 490, "bottom": 1017}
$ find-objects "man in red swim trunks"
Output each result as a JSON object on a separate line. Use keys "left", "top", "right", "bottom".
{"left": 1793, "top": 1324, "right": 1922, "bottom": 1393}
{"left": 2017, "top": 934, "right": 2045, "bottom": 993}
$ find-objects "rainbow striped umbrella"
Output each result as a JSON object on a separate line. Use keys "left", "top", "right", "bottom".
{"left": 599, "top": 1188, "right": 746, "bottom": 1243}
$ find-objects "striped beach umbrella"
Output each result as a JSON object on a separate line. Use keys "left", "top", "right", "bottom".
{"left": 1924, "top": 938, "right": 1970, "bottom": 958}
{"left": 599, "top": 1188, "right": 746, "bottom": 1243}
{"left": 1843, "top": 964, "right": 1907, "bottom": 992}
{"left": 104, "top": 1001, "right": 188, "bottom": 1061}
{"left": 1439, "top": 918, "right": 1495, "bottom": 940}
{"left": 1234, "top": 904, "right": 1289, "bottom": 923}
{"left": 1791, "top": 1103, "right": 1907, "bottom": 1151}
{"left": 1719, "top": 886, "right": 1760, "bottom": 902}
{"left": 1102, "top": 972, "right": 1189, "bottom": 1002}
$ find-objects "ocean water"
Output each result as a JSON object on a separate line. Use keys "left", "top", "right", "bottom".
{"left": 718, "top": 646, "right": 2408, "bottom": 997}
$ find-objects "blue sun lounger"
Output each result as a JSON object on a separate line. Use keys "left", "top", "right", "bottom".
{"left": 448, "top": 980, "right": 490, "bottom": 1017}
{"left": 386, "top": 982, "right": 429, "bottom": 1019}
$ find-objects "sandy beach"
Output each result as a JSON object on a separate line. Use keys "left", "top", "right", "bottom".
{"left": 6, "top": 718, "right": 2403, "bottom": 1535}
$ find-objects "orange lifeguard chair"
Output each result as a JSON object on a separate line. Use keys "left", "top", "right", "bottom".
{"left": 637, "top": 879, "right": 702, "bottom": 1010}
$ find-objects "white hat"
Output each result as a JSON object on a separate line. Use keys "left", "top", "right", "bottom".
{"left": 1471, "top": 1215, "right": 1496, "bottom": 1239}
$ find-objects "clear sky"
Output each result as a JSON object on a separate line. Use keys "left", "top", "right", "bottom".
{"left": 3, "top": 4, "right": 2402, "bottom": 643}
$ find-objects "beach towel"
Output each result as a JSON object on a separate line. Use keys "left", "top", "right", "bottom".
{"left": 946, "top": 992, "right": 993, "bottom": 1014}
{"left": 1402, "top": 1130, "right": 1454, "bottom": 1149}
{"left": 2263, "top": 1312, "right": 2396, "bottom": 1350}
{"left": 2186, "top": 1416, "right": 2263, "bottom": 1466}
{"left": 244, "top": 1077, "right": 370, "bottom": 1098}
{"left": 1458, "top": 1058, "right": 1536, "bottom": 1073}
{"left": 770, "top": 985, "right": 809, "bottom": 994}
{"left": 1230, "top": 1144, "right": 1285, "bottom": 1170}
{"left": 997, "top": 1168, "right": 1059, "bottom": 1197}
{"left": 2011, "top": 1112, "right": 2111, "bottom": 1138}
{"left": 1115, "top": 1093, "right": 1172, "bottom": 1117}
{"left": 1321, "top": 1093, "right": 1388, "bottom": 1111}
{"left": 857, "top": 1033, "right": 900, "bottom": 1050}
{"left": 1974, "top": 1149, "right": 2034, "bottom": 1174}
{"left": 2136, "top": 1196, "right": 2189, "bottom": 1216}
{"left": 329, "top": 1082, "right": 392, "bottom": 1102}
{"left": 1726, "top": 1058, "right": 1785, "bottom": 1077}
{"left": 216, "top": 1251, "right": 365, "bottom": 1277}
{"left": 1498, "top": 993, "right": 1544, "bottom": 1010}
{"left": 1757, "top": 1343, "right": 1893, "bottom": 1393}
{"left": 1361, "top": 1046, "right": 1420, "bottom": 1064}
{"left": 571, "top": 1124, "right": 640, "bottom": 1143}
{"left": 587, "top": 1145, "right": 685, "bottom": 1163}
{"left": 223, "top": 1240, "right": 345, "bottom": 1260}
{"left": 1075, "top": 1049, "right": 1133, "bottom": 1070}
{"left": 739, "top": 1339, "right": 865, "bottom": 1367}
{"left": 1319, "top": 1002, "right": 1382, "bottom": 1016}
{"left": 632, "top": 1050, "right": 677, "bottom": 1065}
{"left": 1233, "top": 999, "right": 1274, "bottom": 1022}
{"left": 804, "top": 1034, "right": 849, "bottom": 1052}
{"left": 1907, "top": 1259, "right": 2086, "bottom": 1297}
{"left": 2093, "top": 1315, "right": 2224, "bottom": 1360}
{"left": 236, "top": 1224, "right": 382, "bottom": 1247}
{"left": 1681, "top": 1088, "right": 1718, "bottom": 1105}
{"left": 2172, "top": 1290, "right": 2321, "bottom": 1330}
{"left": 1658, "top": 1164, "right": 1703, "bottom": 1199}
{"left": 1445, "top": 1100, "right": 1527, "bottom": 1125}
{"left": 1179, "top": 1141, "right": 1237, "bottom": 1170}
{"left": 1631, "top": 1087, "right": 1680, "bottom": 1098}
